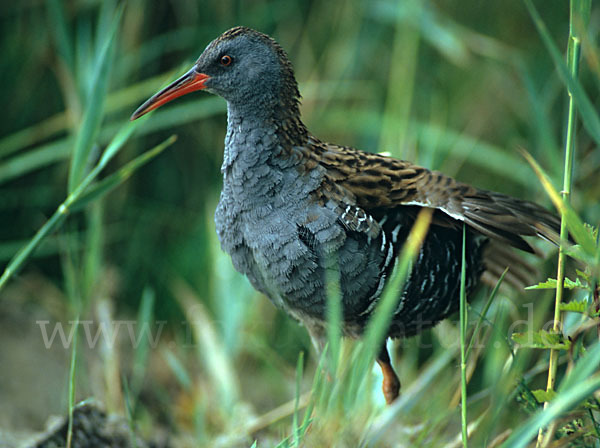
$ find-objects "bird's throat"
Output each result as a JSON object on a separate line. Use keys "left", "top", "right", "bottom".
{"left": 222, "top": 101, "right": 308, "bottom": 173}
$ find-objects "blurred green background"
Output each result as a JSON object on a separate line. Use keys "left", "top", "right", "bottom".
{"left": 1, "top": 0, "right": 599, "bottom": 446}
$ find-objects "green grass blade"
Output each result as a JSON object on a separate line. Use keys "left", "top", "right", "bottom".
{"left": 174, "top": 279, "right": 240, "bottom": 412}
{"left": 97, "top": 118, "right": 142, "bottom": 170}
{"left": 161, "top": 349, "right": 192, "bottom": 391}
{"left": 520, "top": 149, "right": 596, "bottom": 255}
{"left": 304, "top": 347, "right": 327, "bottom": 425}
{"left": 82, "top": 202, "right": 103, "bottom": 302}
{"left": 377, "top": 1, "right": 420, "bottom": 158}
{"left": 0, "top": 129, "right": 172, "bottom": 293}
{"left": 74, "top": 13, "right": 93, "bottom": 104}
{"left": 121, "top": 376, "right": 139, "bottom": 448}
{"left": 558, "top": 339, "right": 600, "bottom": 392}
{"left": 130, "top": 287, "right": 155, "bottom": 412}
{"left": 0, "top": 140, "right": 70, "bottom": 185}
{"left": 292, "top": 351, "right": 304, "bottom": 447}
{"left": 527, "top": 1, "right": 591, "bottom": 444}
{"left": 465, "top": 268, "right": 507, "bottom": 361}
{"left": 70, "top": 135, "right": 176, "bottom": 211}
{"left": 0, "top": 202, "right": 69, "bottom": 291}
{"left": 0, "top": 102, "right": 162, "bottom": 186}
{"left": 0, "top": 113, "right": 65, "bottom": 160}
{"left": 95, "top": 0, "right": 118, "bottom": 59}
{"left": 325, "top": 256, "right": 342, "bottom": 376}
{"left": 66, "top": 316, "right": 79, "bottom": 448}
{"left": 415, "top": 122, "right": 535, "bottom": 187}
{"left": 502, "top": 376, "right": 600, "bottom": 448}
{"left": 0, "top": 71, "right": 176, "bottom": 161}
{"left": 516, "top": 61, "right": 562, "bottom": 175}
{"left": 68, "top": 6, "right": 123, "bottom": 192}
{"left": 524, "top": 0, "right": 600, "bottom": 145}
{"left": 459, "top": 225, "right": 468, "bottom": 447}
{"left": 0, "top": 234, "right": 71, "bottom": 263}
{"left": 46, "top": 0, "right": 74, "bottom": 73}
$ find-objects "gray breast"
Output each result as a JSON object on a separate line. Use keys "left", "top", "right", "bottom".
{"left": 214, "top": 112, "right": 395, "bottom": 334}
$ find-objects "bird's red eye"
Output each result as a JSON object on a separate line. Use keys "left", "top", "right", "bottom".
{"left": 220, "top": 55, "right": 232, "bottom": 66}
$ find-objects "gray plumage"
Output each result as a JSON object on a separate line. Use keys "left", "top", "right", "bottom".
{"left": 131, "top": 26, "right": 561, "bottom": 403}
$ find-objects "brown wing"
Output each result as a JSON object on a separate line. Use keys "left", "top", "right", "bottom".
{"left": 303, "top": 137, "right": 560, "bottom": 254}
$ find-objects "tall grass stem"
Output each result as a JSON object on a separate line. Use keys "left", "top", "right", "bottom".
{"left": 532, "top": 0, "right": 588, "bottom": 444}
{"left": 459, "top": 225, "right": 468, "bottom": 447}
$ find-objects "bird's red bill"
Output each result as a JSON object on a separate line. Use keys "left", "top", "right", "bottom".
{"left": 130, "top": 69, "right": 210, "bottom": 120}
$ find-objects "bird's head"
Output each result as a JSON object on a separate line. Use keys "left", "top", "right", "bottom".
{"left": 131, "top": 26, "right": 301, "bottom": 120}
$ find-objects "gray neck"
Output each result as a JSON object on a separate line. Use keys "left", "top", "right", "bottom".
{"left": 222, "top": 101, "right": 308, "bottom": 173}
{"left": 220, "top": 101, "right": 314, "bottom": 209}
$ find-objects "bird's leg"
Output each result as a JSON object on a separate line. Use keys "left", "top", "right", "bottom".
{"left": 376, "top": 343, "right": 400, "bottom": 405}
{"left": 306, "top": 324, "right": 327, "bottom": 355}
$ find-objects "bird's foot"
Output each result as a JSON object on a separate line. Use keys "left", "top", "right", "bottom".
{"left": 376, "top": 344, "right": 400, "bottom": 405}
